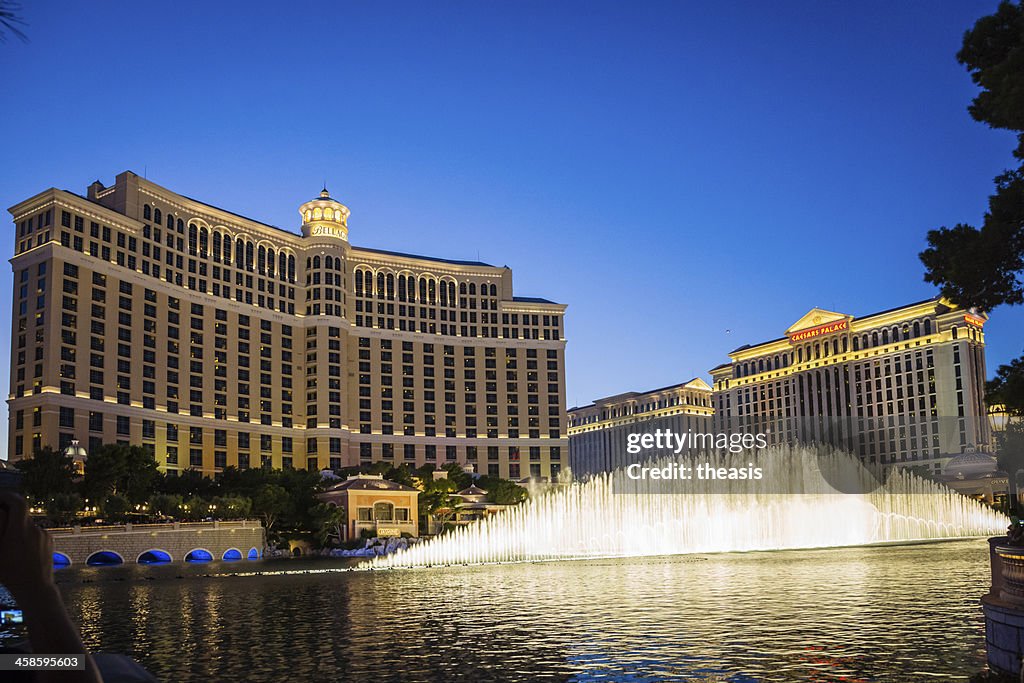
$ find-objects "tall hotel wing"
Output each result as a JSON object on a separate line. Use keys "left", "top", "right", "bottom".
{"left": 9, "top": 172, "right": 567, "bottom": 480}
{"left": 710, "top": 303, "right": 990, "bottom": 475}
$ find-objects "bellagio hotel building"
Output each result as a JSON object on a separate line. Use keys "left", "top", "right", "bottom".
{"left": 8, "top": 171, "right": 567, "bottom": 480}
{"left": 710, "top": 299, "right": 990, "bottom": 474}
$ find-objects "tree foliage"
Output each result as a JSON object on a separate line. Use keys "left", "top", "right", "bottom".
{"left": 476, "top": 476, "right": 529, "bottom": 505}
{"left": 15, "top": 447, "right": 77, "bottom": 503}
{"left": 83, "top": 444, "right": 159, "bottom": 504}
{"left": 252, "top": 484, "right": 291, "bottom": 531}
{"left": 920, "top": 1, "right": 1024, "bottom": 412}
{"left": 998, "top": 422, "right": 1024, "bottom": 513}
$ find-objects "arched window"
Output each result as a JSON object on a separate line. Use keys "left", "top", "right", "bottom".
{"left": 459, "top": 283, "right": 467, "bottom": 295}
{"left": 143, "top": 204, "right": 151, "bottom": 220}
{"left": 154, "top": 208, "right": 162, "bottom": 224}
{"left": 428, "top": 279, "right": 436, "bottom": 303}
{"left": 397, "top": 275, "right": 406, "bottom": 301}
{"left": 236, "top": 239, "right": 245, "bottom": 267}
{"left": 188, "top": 224, "right": 198, "bottom": 254}
{"left": 882, "top": 329, "right": 889, "bottom": 345}
{"left": 853, "top": 337, "right": 859, "bottom": 351}
{"left": 199, "top": 227, "right": 208, "bottom": 256}
{"left": 245, "top": 242, "right": 254, "bottom": 271}
{"left": 490, "top": 284, "right": 497, "bottom": 296}
{"left": 267, "top": 248, "right": 275, "bottom": 276}
{"left": 448, "top": 282, "right": 455, "bottom": 303}
{"left": 167, "top": 213, "right": 174, "bottom": 229}
{"left": 377, "top": 273, "right": 385, "bottom": 296}
{"left": 420, "top": 279, "right": 428, "bottom": 302}
{"left": 176, "top": 218, "right": 184, "bottom": 232}
{"left": 386, "top": 274, "right": 395, "bottom": 299}
{"left": 913, "top": 321, "right": 921, "bottom": 337}
{"left": 355, "top": 270, "right": 364, "bottom": 296}
{"left": 325, "top": 255, "right": 333, "bottom": 270}
{"left": 407, "top": 276, "right": 417, "bottom": 303}
{"left": 469, "top": 283, "right": 476, "bottom": 296}
{"left": 223, "top": 235, "right": 231, "bottom": 263}
{"left": 279, "top": 252, "right": 287, "bottom": 279}
{"left": 373, "top": 502, "right": 394, "bottom": 521}
{"left": 924, "top": 319, "right": 932, "bottom": 335}
{"left": 212, "top": 232, "right": 221, "bottom": 260}
{"left": 872, "top": 331, "right": 879, "bottom": 347}
{"left": 257, "top": 245, "right": 266, "bottom": 272}
{"left": 439, "top": 281, "right": 448, "bottom": 306}
{"left": 288, "top": 254, "right": 295, "bottom": 281}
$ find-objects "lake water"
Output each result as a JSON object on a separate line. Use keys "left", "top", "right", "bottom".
{"left": 3, "top": 539, "right": 995, "bottom": 681}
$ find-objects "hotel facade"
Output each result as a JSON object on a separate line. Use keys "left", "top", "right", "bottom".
{"left": 567, "top": 379, "right": 714, "bottom": 477}
{"left": 710, "top": 300, "right": 990, "bottom": 474}
{"left": 8, "top": 171, "right": 567, "bottom": 480}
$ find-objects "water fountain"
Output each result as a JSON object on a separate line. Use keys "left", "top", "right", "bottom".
{"left": 368, "top": 446, "right": 1007, "bottom": 569}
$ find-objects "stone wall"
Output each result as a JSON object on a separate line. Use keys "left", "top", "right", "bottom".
{"left": 48, "top": 520, "right": 265, "bottom": 566}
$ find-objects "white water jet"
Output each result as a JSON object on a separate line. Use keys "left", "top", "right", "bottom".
{"left": 368, "top": 446, "right": 1007, "bottom": 569}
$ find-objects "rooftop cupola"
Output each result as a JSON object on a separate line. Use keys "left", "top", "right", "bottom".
{"left": 300, "top": 187, "right": 350, "bottom": 241}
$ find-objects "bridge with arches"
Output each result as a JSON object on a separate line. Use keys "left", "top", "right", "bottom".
{"left": 47, "top": 520, "right": 265, "bottom": 568}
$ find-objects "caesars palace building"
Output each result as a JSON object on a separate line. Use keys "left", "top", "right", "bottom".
{"left": 8, "top": 171, "right": 567, "bottom": 480}
{"left": 710, "top": 300, "right": 990, "bottom": 474}
{"left": 569, "top": 299, "right": 990, "bottom": 477}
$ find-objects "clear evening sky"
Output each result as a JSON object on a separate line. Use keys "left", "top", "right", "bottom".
{"left": 0, "top": 1, "right": 1019, "bottom": 458}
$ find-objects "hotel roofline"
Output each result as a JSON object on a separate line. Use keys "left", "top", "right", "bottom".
{"left": 713, "top": 297, "right": 984, "bottom": 368}
{"left": 9, "top": 171, "right": 565, "bottom": 307}
{"left": 568, "top": 377, "right": 712, "bottom": 413}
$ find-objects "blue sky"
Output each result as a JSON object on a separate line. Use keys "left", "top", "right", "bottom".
{"left": 0, "top": 1, "right": 1018, "bottom": 456}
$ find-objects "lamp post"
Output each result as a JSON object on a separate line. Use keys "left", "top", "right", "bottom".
{"left": 63, "top": 439, "right": 88, "bottom": 476}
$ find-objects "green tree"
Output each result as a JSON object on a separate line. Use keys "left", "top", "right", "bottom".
{"left": 154, "top": 468, "right": 215, "bottom": 499}
{"left": 418, "top": 478, "right": 460, "bottom": 525}
{"left": 148, "top": 493, "right": 183, "bottom": 518}
{"left": 83, "top": 444, "right": 159, "bottom": 504}
{"left": 0, "top": 1, "right": 27, "bottom": 42}
{"left": 102, "top": 494, "right": 131, "bottom": 522}
{"left": 920, "top": 1, "right": 1024, "bottom": 416}
{"left": 15, "top": 447, "right": 77, "bottom": 503}
{"left": 182, "top": 495, "right": 210, "bottom": 520}
{"left": 476, "top": 476, "right": 528, "bottom": 505}
{"left": 212, "top": 495, "right": 252, "bottom": 519}
{"left": 998, "top": 423, "right": 1024, "bottom": 512}
{"left": 47, "top": 492, "right": 83, "bottom": 526}
{"left": 252, "top": 484, "right": 291, "bottom": 532}
{"left": 309, "top": 502, "right": 346, "bottom": 547}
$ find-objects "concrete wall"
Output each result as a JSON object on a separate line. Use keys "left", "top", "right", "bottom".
{"left": 48, "top": 520, "right": 265, "bottom": 566}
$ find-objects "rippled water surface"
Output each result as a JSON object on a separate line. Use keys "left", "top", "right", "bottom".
{"left": 16, "top": 540, "right": 996, "bottom": 681}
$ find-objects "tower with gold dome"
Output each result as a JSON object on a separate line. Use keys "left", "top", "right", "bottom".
{"left": 300, "top": 187, "right": 350, "bottom": 241}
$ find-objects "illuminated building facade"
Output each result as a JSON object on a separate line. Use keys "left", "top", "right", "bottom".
{"left": 567, "top": 379, "right": 714, "bottom": 476}
{"left": 8, "top": 171, "right": 567, "bottom": 479}
{"left": 710, "top": 299, "right": 990, "bottom": 474}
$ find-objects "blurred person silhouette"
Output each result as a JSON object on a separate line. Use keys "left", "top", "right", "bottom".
{"left": 0, "top": 491, "right": 103, "bottom": 682}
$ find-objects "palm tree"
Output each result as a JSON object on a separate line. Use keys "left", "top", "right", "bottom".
{"left": 0, "top": 1, "right": 26, "bottom": 42}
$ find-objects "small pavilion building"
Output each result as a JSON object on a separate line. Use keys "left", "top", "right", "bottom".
{"left": 318, "top": 474, "right": 420, "bottom": 541}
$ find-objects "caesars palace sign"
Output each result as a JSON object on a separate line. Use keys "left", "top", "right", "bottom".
{"left": 788, "top": 319, "right": 849, "bottom": 344}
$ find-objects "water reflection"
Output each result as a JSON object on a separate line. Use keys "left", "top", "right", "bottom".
{"left": 29, "top": 540, "right": 992, "bottom": 681}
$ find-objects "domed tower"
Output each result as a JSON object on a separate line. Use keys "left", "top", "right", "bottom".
{"left": 299, "top": 188, "right": 350, "bottom": 242}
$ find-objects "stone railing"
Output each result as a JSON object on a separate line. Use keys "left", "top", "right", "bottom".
{"left": 47, "top": 520, "right": 262, "bottom": 536}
